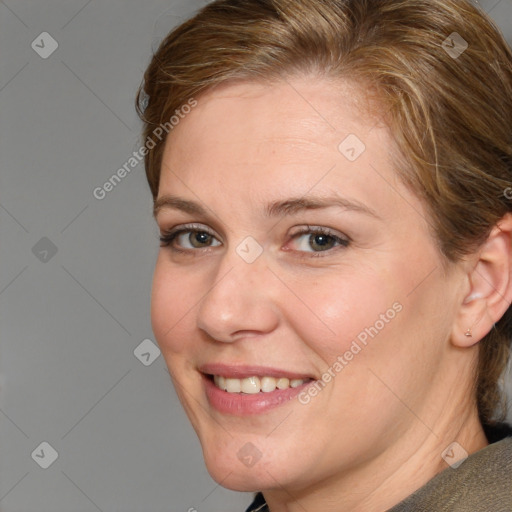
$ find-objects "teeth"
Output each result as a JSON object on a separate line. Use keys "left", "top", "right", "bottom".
{"left": 276, "top": 377, "right": 290, "bottom": 389}
{"left": 261, "top": 376, "right": 277, "bottom": 393}
{"left": 213, "top": 375, "right": 225, "bottom": 390}
{"left": 225, "top": 378, "right": 242, "bottom": 393}
{"left": 212, "top": 375, "right": 309, "bottom": 393}
{"left": 241, "top": 376, "right": 260, "bottom": 394}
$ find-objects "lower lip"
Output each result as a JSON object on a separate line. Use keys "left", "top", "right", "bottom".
{"left": 203, "top": 374, "right": 313, "bottom": 415}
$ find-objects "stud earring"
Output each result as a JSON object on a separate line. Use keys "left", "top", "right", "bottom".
{"left": 465, "top": 328, "right": 472, "bottom": 338}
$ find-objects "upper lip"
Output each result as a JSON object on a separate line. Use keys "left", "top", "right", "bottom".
{"left": 199, "top": 363, "right": 315, "bottom": 380}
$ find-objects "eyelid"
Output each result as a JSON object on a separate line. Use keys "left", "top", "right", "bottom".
{"left": 160, "top": 222, "right": 220, "bottom": 237}
{"left": 288, "top": 225, "right": 350, "bottom": 243}
{"left": 285, "top": 225, "right": 350, "bottom": 255}
{"left": 159, "top": 223, "right": 350, "bottom": 256}
{"left": 159, "top": 223, "right": 222, "bottom": 249}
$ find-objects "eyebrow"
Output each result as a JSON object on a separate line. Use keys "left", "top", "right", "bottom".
{"left": 153, "top": 194, "right": 380, "bottom": 220}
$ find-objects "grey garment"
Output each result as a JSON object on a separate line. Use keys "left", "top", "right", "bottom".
{"left": 389, "top": 436, "right": 512, "bottom": 511}
{"left": 245, "top": 432, "right": 512, "bottom": 511}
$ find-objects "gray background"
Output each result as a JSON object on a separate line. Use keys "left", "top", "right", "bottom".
{"left": 1, "top": 1, "right": 511, "bottom": 511}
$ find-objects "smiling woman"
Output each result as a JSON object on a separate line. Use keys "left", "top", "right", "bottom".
{"left": 136, "top": 1, "right": 512, "bottom": 511}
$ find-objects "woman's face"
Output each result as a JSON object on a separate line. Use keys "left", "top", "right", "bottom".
{"left": 151, "top": 77, "right": 466, "bottom": 492}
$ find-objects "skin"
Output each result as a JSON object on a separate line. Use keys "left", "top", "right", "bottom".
{"left": 151, "top": 76, "right": 512, "bottom": 512}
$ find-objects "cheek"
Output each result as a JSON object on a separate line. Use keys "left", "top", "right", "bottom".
{"left": 150, "top": 256, "right": 200, "bottom": 355}
{"left": 282, "top": 269, "right": 402, "bottom": 366}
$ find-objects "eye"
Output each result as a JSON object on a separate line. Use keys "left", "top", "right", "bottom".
{"left": 159, "top": 225, "right": 221, "bottom": 250}
{"left": 288, "top": 227, "right": 350, "bottom": 254}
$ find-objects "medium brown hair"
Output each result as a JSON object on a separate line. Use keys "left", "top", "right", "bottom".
{"left": 136, "top": 0, "right": 512, "bottom": 425}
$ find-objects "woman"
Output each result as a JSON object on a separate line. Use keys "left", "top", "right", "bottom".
{"left": 137, "top": 0, "right": 512, "bottom": 510}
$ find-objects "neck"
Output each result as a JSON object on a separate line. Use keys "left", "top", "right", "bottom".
{"left": 263, "top": 398, "right": 487, "bottom": 512}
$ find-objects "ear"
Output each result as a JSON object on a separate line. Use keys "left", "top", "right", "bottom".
{"left": 452, "top": 213, "right": 512, "bottom": 348}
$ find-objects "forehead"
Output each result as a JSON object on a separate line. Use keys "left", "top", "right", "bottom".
{"left": 163, "top": 79, "right": 384, "bottom": 162}
{"left": 157, "top": 77, "right": 408, "bottom": 219}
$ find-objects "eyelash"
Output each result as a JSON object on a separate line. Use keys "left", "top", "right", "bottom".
{"left": 159, "top": 224, "right": 218, "bottom": 254}
{"left": 158, "top": 224, "right": 350, "bottom": 257}
{"left": 289, "top": 226, "right": 350, "bottom": 257}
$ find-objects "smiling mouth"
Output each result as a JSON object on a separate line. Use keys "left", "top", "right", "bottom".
{"left": 208, "top": 374, "right": 314, "bottom": 393}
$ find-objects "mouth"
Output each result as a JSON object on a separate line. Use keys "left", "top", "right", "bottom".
{"left": 199, "top": 364, "right": 316, "bottom": 415}
{"left": 210, "top": 374, "right": 312, "bottom": 393}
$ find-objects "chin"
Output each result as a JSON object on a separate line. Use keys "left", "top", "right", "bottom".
{"left": 205, "top": 461, "right": 286, "bottom": 493}
{"left": 202, "top": 453, "right": 263, "bottom": 491}
{"left": 201, "top": 437, "right": 302, "bottom": 493}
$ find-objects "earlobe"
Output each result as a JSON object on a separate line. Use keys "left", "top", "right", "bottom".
{"left": 452, "top": 213, "right": 512, "bottom": 348}
{"left": 453, "top": 295, "right": 488, "bottom": 348}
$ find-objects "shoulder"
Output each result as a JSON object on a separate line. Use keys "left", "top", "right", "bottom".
{"left": 390, "top": 423, "right": 512, "bottom": 512}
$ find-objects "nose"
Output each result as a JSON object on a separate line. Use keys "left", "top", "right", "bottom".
{"left": 196, "top": 251, "right": 280, "bottom": 343}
